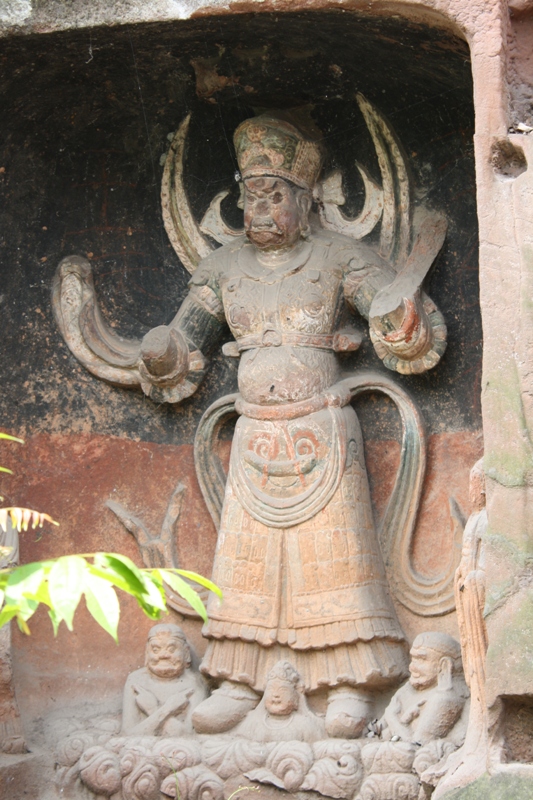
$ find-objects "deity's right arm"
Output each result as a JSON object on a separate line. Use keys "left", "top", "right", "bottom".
{"left": 138, "top": 257, "right": 226, "bottom": 403}
{"left": 52, "top": 253, "right": 226, "bottom": 405}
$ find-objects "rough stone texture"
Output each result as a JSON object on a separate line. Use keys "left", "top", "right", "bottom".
{"left": 500, "top": 696, "right": 533, "bottom": 764}
{"left": 446, "top": 773, "right": 533, "bottom": 800}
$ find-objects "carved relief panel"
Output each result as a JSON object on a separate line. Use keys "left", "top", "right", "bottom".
{"left": 0, "top": 8, "right": 483, "bottom": 800}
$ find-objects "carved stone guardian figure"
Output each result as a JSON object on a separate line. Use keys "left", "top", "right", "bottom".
{"left": 379, "top": 632, "right": 469, "bottom": 747}
{"left": 121, "top": 624, "right": 207, "bottom": 737}
{"left": 235, "top": 660, "right": 327, "bottom": 743}
{"left": 53, "top": 102, "right": 450, "bottom": 741}
{"left": 430, "top": 459, "right": 489, "bottom": 797}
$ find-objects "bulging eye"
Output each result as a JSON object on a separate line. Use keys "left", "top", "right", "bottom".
{"left": 246, "top": 194, "right": 255, "bottom": 204}
{"left": 253, "top": 436, "right": 273, "bottom": 459}
{"left": 271, "top": 192, "right": 283, "bottom": 204}
{"left": 294, "top": 437, "right": 315, "bottom": 457}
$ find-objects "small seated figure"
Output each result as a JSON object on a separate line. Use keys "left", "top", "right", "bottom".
{"left": 235, "top": 660, "right": 326, "bottom": 743}
{"left": 121, "top": 623, "right": 207, "bottom": 737}
{"left": 379, "top": 632, "right": 469, "bottom": 747}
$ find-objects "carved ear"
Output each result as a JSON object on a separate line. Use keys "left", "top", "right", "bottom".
{"left": 295, "top": 191, "right": 312, "bottom": 223}
{"left": 237, "top": 181, "right": 245, "bottom": 210}
{"left": 437, "top": 656, "right": 453, "bottom": 691}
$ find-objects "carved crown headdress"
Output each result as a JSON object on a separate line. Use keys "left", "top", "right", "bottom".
{"left": 233, "top": 112, "right": 323, "bottom": 190}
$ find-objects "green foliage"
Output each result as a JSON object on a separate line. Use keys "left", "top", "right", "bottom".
{"left": 0, "top": 430, "right": 222, "bottom": 639}
{"left": 0, "top": 553, "right": 222, "bottom": 640}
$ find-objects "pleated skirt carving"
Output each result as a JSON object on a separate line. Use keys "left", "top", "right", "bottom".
{"left": 201, "top": 405, "right": 408, "bottom": 693}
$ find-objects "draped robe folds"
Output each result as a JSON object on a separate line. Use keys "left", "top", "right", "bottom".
{"left": 202, "top": 403, "right": 409, "bottom": 693}
{"left": 198, "top": 231, "right": 415, "bottom": 694}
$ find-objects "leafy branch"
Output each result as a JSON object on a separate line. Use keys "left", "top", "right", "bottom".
{"left": 0, "top": 430, "right": 221, "bottom": 640}
{"left": 0, "top": 553, "right": 221, "bottom": 641}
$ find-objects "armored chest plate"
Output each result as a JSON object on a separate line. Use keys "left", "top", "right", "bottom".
{"left": 220, "top": 240, "right": 344, "bottom": 341}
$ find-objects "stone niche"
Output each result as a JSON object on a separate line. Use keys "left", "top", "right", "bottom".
{"left": 0, "top": 2, "right": 526, "bottom": 798}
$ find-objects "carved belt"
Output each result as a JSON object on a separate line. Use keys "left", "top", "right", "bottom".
{"left": 235, "top": 382, "right": 352, "bottom": 421}
{"left": 222, "top": 327, "right": 362, "bottom": 357}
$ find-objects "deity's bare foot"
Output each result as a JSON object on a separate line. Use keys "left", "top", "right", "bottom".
{"left": 325, "top": 687, "right": 372, "bottom": 738}
{"left": 192, "top": 680, "right": 260, "bottom": 734}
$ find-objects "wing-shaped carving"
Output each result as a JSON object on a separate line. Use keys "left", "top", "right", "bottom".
{"left": 161, "top": 114, "right": 215, "bottom": 274}
{"left": 52, "top": 255, "right": 143, "bottom": 387}
{"left": 161, "top": 103, "right": 389, "bottom": 255}
{"left": 356, "top": 93, "right": 411, "bottom": 265}
{"left": 317, "top": 165, "right": 384, "bottom": 239}
{"left": 199, "top": 190, "right": 244, "bottom": 244}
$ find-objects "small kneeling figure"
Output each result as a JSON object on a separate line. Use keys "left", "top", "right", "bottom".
{"left": 236, "top": 660, "right": 326, "bottom": 743}
{"left": 121, "top": 623, "right": 207, "bottom": 737}
{"left": 380, "top": 632, "right": 468, "bottom": 747}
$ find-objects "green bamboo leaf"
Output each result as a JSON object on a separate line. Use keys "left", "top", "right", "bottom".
{"left": 48, "top": 607, "right": 61, "bottom": 636}
{"left": 5, "top": 563, "right": 46, "bottom": 603}
{"left": 175, "top": 569, "right": 222, "bottom": 599}
{"left": 93, "top": 554, "right": 165, "bottom": 617}
{"left": 16, "top": 616, "right": 31, "bottom": 635}
{"left": 93, "top": 553, "right": 146, "bottom": 596}
{"left": 88, "top": 563, "right": 162, "bottom": 619}
{"left": 0, "top": 604, "right": 22, "bottom": 629}
{"left": 0, "top": 433, "right": 24, "bottom": 443}
{"left": 0, "top": 467, "right": 13, "bottom": 474}
{"left": 159, "top": 570, "right": 208, "bottom": 622}
{"left": 87, "top": 564, "right": 131, "bottom": 594}
{"left": 11, "top": 595, "right": 38, "bottom": 622}
{"left": 32, "top": 579, "right": 52, "bottom": 607}
{"left": 141, "top": 572, "right": 167, "bottom": 608}
{"left": 83, "top": 571, "right": 120, "bottom": 642}
{"left": 48, "top": 556, "right": 87, "bottom": 631}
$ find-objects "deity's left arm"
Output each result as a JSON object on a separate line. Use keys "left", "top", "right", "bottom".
{"left": 415, "top": 690, "right": 466, "bottom": 745}
{"left": 343, "top": 242, "right": 447, "bottom": 375}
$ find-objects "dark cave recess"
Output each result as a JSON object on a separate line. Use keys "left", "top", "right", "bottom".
{"left": 0, "top": 10, "right": 479, "bottom": 446}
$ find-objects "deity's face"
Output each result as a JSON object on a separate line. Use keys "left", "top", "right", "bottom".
{"left": 408, "top": 644, "right": 440, "bottom": 690}
{"left": 263, "top": 677, "right": 300, "bottom": 716}
{"left": 145, "top": 631, "right": 187, "bottom": 679}
{"left": 243, "top": 176, "right": 309, "bottom": 251}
